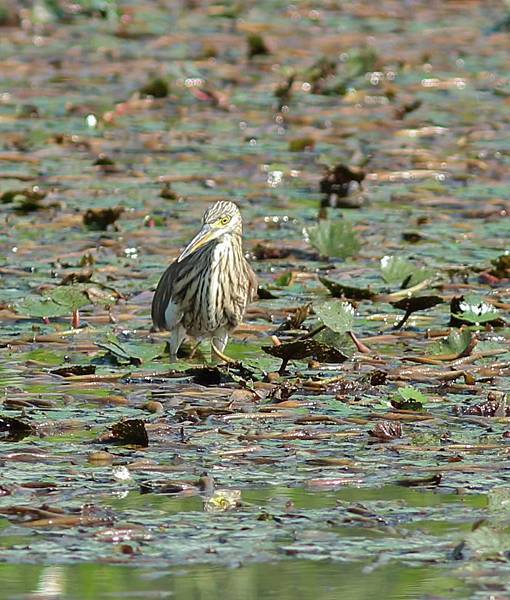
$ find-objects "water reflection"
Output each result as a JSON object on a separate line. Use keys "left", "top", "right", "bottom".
{"left": 3, "top": 560, "right": 469, "bottom": 600}
{"left": 31, "top": 566, "right": 65, "bottom": 599}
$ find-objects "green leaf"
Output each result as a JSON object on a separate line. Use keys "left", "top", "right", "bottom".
{"left": 453, "top": 297, "right": 500, "bottom": 325}
{"left": 391, "top": 386, "right": 429, "bottom": 409}
{"left": 306, "top": 220, "right": 360, "bottom": 259}
{"left": 345, "top": 46, "right": 378, "bottom": 79}
{"left": 464, "top": 526, "right": 510, "bottom": 559}
{"left": 24, "top": 348, "right": 66, "bottom": 366}
{"left": 488, "top": 487, "right": 510, "bottom": 523}
{"left": 16, "top": 297, "right": 69, "bottom": 318}
{"left": 314, "top": 300, "right": 355, "bottom": 334}
{"left": 49, "top": 287, "right": 90, "bottom": 310}
{"left": 274, "top": 271, "right": 293, "bottom": 287}
{"left": 397, "top": 386, "right": 429, "bottom": 403}
{"left": 430, "top": 329, "right": 472, "bottom": 356}
{"left": 97, "top": 335, "right": 166, "bottom": 365}
{"left": 380, "top": 256, "right": 434, "bottom": 287}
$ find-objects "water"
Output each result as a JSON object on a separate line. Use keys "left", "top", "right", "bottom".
{"left": 0, "top": 560, "right": 469, "bottom": 600}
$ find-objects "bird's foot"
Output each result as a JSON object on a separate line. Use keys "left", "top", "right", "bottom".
{"left": 211, "top": 340, "right": 236, "bottom": 364}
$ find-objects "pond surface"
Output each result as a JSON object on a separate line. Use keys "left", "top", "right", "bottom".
{"left": 0, "top": 560, "right": 471, "bottom": 600}
{"left": 0, "top": 0, "right": 509, "bottom": 598}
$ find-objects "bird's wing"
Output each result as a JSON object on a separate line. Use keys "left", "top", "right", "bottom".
{"left": 151, "top": 261, "right": 182, "bottom": 331}
{"left": 246, "top": 262, "right": 258, "bottom": 302}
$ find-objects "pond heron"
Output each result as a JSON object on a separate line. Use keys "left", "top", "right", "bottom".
{"left": 151, "top": 201, "right": 257, "bottom": 360}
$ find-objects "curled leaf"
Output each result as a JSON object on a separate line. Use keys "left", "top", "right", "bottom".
{"left": 368, "top": 421, "right": 402, "bottom": 441}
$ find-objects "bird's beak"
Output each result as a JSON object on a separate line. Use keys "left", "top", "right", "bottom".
{"left": 177, "top": 224, "right": 219, "bottom": 262}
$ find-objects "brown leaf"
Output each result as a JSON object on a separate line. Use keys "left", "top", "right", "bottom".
{"left": 50, "top": 365, "right": 96, "bottom": 378}
{"left": 262, "top": 339, "right": 348, "bottom": 363}
{"left": 368, "top": 421, "right": 403, "bottom": 441}
{"left": 320, "top": 164, "right": 365, "bottom": 208}
{"left": 99, "top": 419, "right": 149, "bottom": 447}
{"left": 0, "top": 416, "right": 34, "bottom": 442}
{"left": 396, "top": 473, "right": 442, "bottom": 488}
{"left": 83, "top": 206, "right": 124, "bottom": 230}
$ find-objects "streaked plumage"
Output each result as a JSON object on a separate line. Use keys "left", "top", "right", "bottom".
{"left": 151, "top": 201, "right": 257, "bottom": 358}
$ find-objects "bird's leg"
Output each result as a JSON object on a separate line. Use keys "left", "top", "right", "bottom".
{"left": 213, "top": 330, "right": 228, "bottom": 352}
{"left": 188, "top": 339, "right": 201, "bottom": 359}
{"left": 168, "top": 325, "right": 186, "bottom": 360}
{"left": 211, "top": 331, "right": 236, "bottom": 364}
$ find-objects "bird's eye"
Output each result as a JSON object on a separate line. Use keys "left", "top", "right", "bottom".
{"left": 219, "top": 216, "right": 231, "bottom": 226}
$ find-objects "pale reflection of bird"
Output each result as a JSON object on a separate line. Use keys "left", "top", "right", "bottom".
{"left": 151, "top": 201, "right": 257, "bottom": 361}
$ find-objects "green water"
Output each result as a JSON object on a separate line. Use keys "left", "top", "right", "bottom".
{"left": 0, "top": 561, "right": 469, "bottom": 600}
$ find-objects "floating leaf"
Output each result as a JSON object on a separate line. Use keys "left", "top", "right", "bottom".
{"left": 247, "top": 33, "right": 269, "bottom": 58}
{"left": 306, "top": 220, "right": 361, "bottom": 259}
{"left": 487, "top": 487, "right": 510, "bottom": 522}
{"left": 391, "top": 295, "right": 444, "bottom": 328}
{"left": 83, "top": 206, "right": 124, "bottom": 230}
{"left": 396, "top": 474, "right": 442, "bottom": 488}
{"left": 368, "top": 421, "right": 402, "bottom": 441}
{"left": 391, "top": 397, "right": 424, "bottom": 411}
{"left": 489, "top": 254, "right": 510, "bottom": 279}
{"left": 391, "top": 386, "right": 428, "bottom": 410}
{"left": 16, "top": 297, "right": 69, "bottom": 318}
{"left": 49, "top": 287, "right": 90, "bottom": 311}
{"left": 60, "top": 269, "right": 93, "bottom": 285}
{"left": 397, "top": 386, "right": 429, "bottom": 404}
{"left": 314, "top": 300, "right": 355, "bottom": 335}
{"left": 289, "top": 137, "right": 314, "bottom": 152}
{"left": 262, "top": 339, "right": 348, "bottom": 373}
{"left": 0, "top": 186, "right": 47, "bottom": 213}
{"left": 96, "top": 336, "right": 165, "bottom": 366}
{"left": 274, "top": 271, "right": 293, "bottom": 287}
{"left": 430, "top": 329, "right": 473, "bottom": 356}
{"left": 139, "top": 77, "right": 169, "bottom": 98}
{"left": 454, "top": 394, "right": 509, "bottom": 417}
{"left": 463, "top": 526, "right": 510, "bottom": 559}
{"left": 319, "top": 277, "right": 377, "bottom": 300}
{"left": 450, "top": 295, "right": 502, "bottom": 326}
{"left": 380, "top": 256, "right": 434, "bottom": 287}
{"left": 276, "top": 304, "right": 311, "bottom": 333}
{"left": 50, "top": 365, "right": 96, "bottom": 377}
{"left": 99, "top": 419, "right": 149, "bottom": 447}
{"left": 320, "top": 164, "right": 365, "bottom": 208}
{"left": 344, "top": 46, "right": 378, "bottom": 79}
{"left": 0, "top": 416, "right": 34, "bottom": 442}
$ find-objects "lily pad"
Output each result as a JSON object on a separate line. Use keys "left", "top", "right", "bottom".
{"left": 306, "top": 220, "right": 361, "bottom": 260}
{"left": 380, "top": 256, "right": 435, "bottom": 288}
{"left": 96, "top": 336, "right": 166, "bottom": 366}
{"left": 450, "top": 295, "right": 502, "bottom": 326}
{"left": 430, "top": 329, "right": 473, "bottom": 356}
{"left": 391, "top": 386, "right": 429, "bottom": 410}
{"left": 314, "top": 300, "right": 355, "bottom": 335}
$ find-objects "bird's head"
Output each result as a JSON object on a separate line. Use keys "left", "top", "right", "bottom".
{"left": 177, "top": 201, "right": 242, "bottom": 263}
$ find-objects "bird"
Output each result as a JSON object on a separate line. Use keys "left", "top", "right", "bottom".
{"left": 151, "top": 200, "right": 257, "bottom": 361}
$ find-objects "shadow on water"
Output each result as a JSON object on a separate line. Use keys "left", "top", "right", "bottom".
{"left": 0, "top": 560, "right": 470, "bottom": 600}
